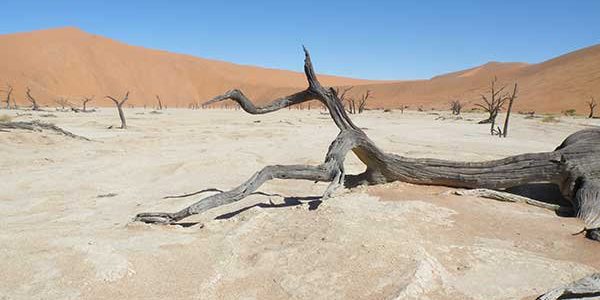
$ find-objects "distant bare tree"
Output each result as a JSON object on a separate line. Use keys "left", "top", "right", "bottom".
{"left": 26, "top": 87, "right": 40, "bottom": 111}
{"left": 106, "top": 91, "right": 129, "bottom": 129}
{"left": 1, "top": 84, "right": 13, "bottom": 109}
{"left": 55, "top": 97, "right": 73, "bottom": 111}
{"left": 399, "top": 105, "right": 408, "bottom": 114}
{"left": 357, "top": 90, "right": 372, "bottom": 114}
{"left": 81, "top": 96, "right": 94, "bottom": 112}
{"left": 476, "top": 77, "right": 509, "bottom": 135}
{"left": 449, "top": 100, "right": 463, "bottom": 115}
{"left": 156, "top": 95, "right": 163, "bottom": 110}
{"left": 500, "top": 83, "right": 518, "bottom": 137}
{"left": 334, "top": 86, "right": 355, "bottom": 114}
{"left": 587, "top": 96, "right": 597, "bottom": 119}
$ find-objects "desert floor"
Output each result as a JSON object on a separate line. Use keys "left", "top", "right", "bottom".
{"left": 1, "top": 108, "right": 599, "bottom": 300}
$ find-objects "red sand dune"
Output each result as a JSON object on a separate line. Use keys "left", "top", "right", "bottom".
{"left": 0, "top": 27, "right": 598, "bottom": 113}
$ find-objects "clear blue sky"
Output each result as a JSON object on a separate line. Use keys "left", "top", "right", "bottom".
{"left": 1, "top": 0, "right": 598, "bottom": 80}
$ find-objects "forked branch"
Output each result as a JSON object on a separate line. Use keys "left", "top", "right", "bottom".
{"left": 134, "top": 49, "right": 600, "bottom": 244}
{"left": 106, "top": 91, "right": 129, "bottom": 129}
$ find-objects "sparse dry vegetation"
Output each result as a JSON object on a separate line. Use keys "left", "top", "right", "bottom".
{"left": 542, "top": 115, "right": 560, "bottom": 123}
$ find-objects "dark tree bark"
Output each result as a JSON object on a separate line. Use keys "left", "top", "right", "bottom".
{"left": 334, "top": 86, "right": 355, "bottom": 114}
{"left": 357, "top": 90, "right": 371, "bottom": 114}
{"left": 588, "top": 96, "right": 597, "bottom": 119}
{"left": 106, "top": 92, "right": 129, "bottom": 129}
{"left": 26, "top": 87, "right": 40, "bottom": 111}
{"left": 135, "top": 49, "right": 600, "bottom": 242}
{"left": 501, "top": 83, "right": 518, "bottom": 137}
{"left": 537, "top": 273, "right": 600, "bottom": 300}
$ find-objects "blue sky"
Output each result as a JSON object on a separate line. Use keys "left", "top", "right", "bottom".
{"left": 1, "top": 0, "right": 598, "bottom": 80}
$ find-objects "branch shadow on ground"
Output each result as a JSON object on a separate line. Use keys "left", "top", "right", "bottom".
{"left": 162, "top": 188, "right": 322, "bottom": 226}
{"left": 505, "top": 183, "right": 574, "bottom": 217}
{"left": 215, "top": 196, "right": 322, "bottom": 220}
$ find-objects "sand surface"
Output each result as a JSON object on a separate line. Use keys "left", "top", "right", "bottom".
{"left": 1, "top": 108, "right": 599, "bottom": 299}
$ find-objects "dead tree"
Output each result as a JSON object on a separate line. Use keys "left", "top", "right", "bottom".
{"left": 2, "top": 84, "right": 13, "bottom": 109}
{"left": 105, "top": 91, "right": 129, "bottom": 129}
{"left": 476, "top": 77, "right": 509, "bottom": 135}
{"left": 449, "top": 100, "right": 463, "bottom": 115}
{"left": 537, "top": 273, "right": 600, "bottom": 300}
{"left": 334, "top": 86, "right": 354, "bottom": 114}
{"left": 26, "top": 87, "right": 40, "bottom": 111}
{"left": 81, "top": 96, "right": 94, "bottom": 112}
{"left": 357, "top": 90, "right": 372, "bottom": 114}
{"left": 156, "top": 95, "right": 163, "bottom": 110}
{"left": 587, "top": 96, "right": 597, "bottom": 119}
{"left": 135, "top": 49, "right": 600, "bottom": 243}
{"left": 500, "top": 83, "right": 518, "bottom": 137}
{"left": 55, "top": 97, "right": 73, "bottom": 111}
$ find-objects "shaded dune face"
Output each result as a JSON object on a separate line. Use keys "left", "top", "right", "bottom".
{"left": 0, "top": 27, "right": 599, "bottom": 113}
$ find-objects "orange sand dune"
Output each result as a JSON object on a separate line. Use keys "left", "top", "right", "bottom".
{"left": 346, "top": 45, "right": 600, "bottom": 113}
{"left": 0, "top": 27, "right": 598, "bottom": 113}
{"left": 0, "top": 27, "right": 378, "bottom": 109}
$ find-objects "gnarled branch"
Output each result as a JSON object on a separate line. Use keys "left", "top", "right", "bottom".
{"left": 134, "top": 49, "right": 600, "bottom": 243}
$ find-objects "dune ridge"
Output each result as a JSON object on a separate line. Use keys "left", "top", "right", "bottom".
{"left": 0, "top": 27, "right": 598, "bottom": 113}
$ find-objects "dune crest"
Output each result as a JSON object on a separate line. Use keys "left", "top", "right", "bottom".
{"left": 0, "top": 27, "right": 598, "bottom": 113}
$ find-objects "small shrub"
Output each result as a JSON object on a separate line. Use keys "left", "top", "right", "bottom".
{"left": 541, "top": 115, "right": 559, "bottom": 123}
{"left": 0, "top": 115, "right": 12, "bottom": 123}
{"left": 562, "top": 109, "right": 576, "bottom": 116}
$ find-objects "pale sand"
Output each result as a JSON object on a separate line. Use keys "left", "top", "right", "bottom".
{"left": 1, "top": 108, "right": 599, "bottom": 299}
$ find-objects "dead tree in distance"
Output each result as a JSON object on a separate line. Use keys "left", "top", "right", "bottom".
{"left": 105, "top": 91, "right": 129, "bottom": 129}
{"left": 357, "top": 90, "right": 372, "bottom": 113}
{"left": 334, "top": 86, "right": 354, "bottom": 114}
{"left": 135, "top": 48, "right": 600, "bottom": 244}
{"left": 156, "top": 95, "right": 163, "bottom": 110}
{"left": 450, "top": 100, "right": 463, "bottom": 115}
{"left": 475, "top": 77, "right": 508, "bottom": 135}
{"left": 2, "top": 84, "right": 13, "bottom": 109}
{"left": 81, "top": 96, "right": 94, "bottom": 112}
{"left": 26, "top": 87, "right": 40, "bottom": 111}
{"left": 55, "top": 97, "right": 73, "bottom": 111}
{"left": 500, "top": 83, "right": 518, "bottom": 137}
{"left": 587, "top": 96, "right": 597, "bottom": 119}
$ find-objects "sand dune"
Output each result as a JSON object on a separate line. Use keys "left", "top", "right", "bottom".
{"left": 0, "top": 27, "right": 599, "bottom": 113}
{"left": 351, "top": 44, "right": 600, "bottom": 113}
{"left": 0, "top": 27, "right": 377, "bottom": 109}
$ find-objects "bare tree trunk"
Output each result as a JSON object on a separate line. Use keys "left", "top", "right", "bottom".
{"left": 106, "top": 92, "right": 129, "bottom": 129}
{"left": 502, "top": 83, "right": 518, "bottom": 137}
{"left": 588, "top": 97, "right": 597, "bottom": 119}
{"left": 135, "top": 49, "right": 600, "bottom": 243}
{"left": 358, "top": 90, "right": 371, "bottom": 114}
{"left": 156, "top": 95, "right": 163, "bottom": 110}
{"left": 82, "top": 96, "right": 94, "bottom": 112}
{"left": 537, "top": 273, "right": 600, "bottom": 300}
{"left": 3, "top": 84, "right": 13, "bottom": 109}
{"left": 26, "top": 87, "right": 40, "bottom": 111}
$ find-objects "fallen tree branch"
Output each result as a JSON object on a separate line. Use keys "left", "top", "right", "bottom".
{"left": 134, "top": 48, "right": 600, "bottom": 243}
{"left": 453, "top": 188, "right": 573, "bottom": 214}
{"left": 537, "top": 273, "right": 600, "bottom": 300}
{"left": 0, "top": 120, "right": 90, "bottom": 141}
